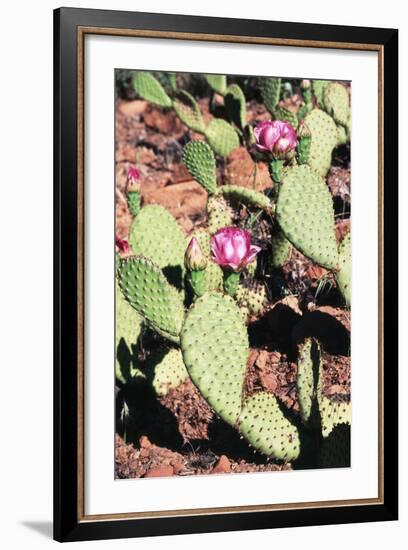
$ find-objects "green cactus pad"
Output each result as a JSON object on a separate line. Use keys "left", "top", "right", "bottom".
{"left": 115, "top": 282, "right": 144, "bottom": 385}
{"left": 336, "top": 124, "right": 348, "bottom": 146}
{"left": 336, "top": 232, "right": 351, "bottom": 306}
{"left": 181, "top": 293, "right": 249, "bottom": 426}
{"left": 236, "top": 281, "right": 267, "bottom": 316}
{"left": 119, "top": 256, "right": 185, "bottom": 343}
{"left": 128, "top": 205, "right": 186, "bottom": 288}
{"left": 260, "top": 77, "right": 282, "bottom": 113}
{"left": 323, "top": 82, "right": 350, "bottom": 130}
{"left": 167, "top": 72, "right": 178, "bottom": 91}
{"left": 146, "top": 348, "right": 188, "bottom": 396}
{"left": 202, "top": 261, "right": 223, "bottom": 293}
{"left": 173, "top": 90, "right": 206, "bottom": 133}
{"left": 205, "top": 74, "right": 227, "bottom": 95}
{"left": 225, "top": 83, "right": 247, "bottom": 129}
{"left": 317, "top": 360, "right": 351, "bottom": 438}
{"left": 126, "top": 191, "right": 141, "bottom": 218}
{"left": 313, "top": 79, "right": 329, "bottom": 107}
{"left": 270, "top": 231, "right": 292, "bottom": 268}
{"left": 274, "top": 107, "right": 298, "bottom": 129}
{"left": 304, "top": 109, "right": 338, "bottom": 177}
{"left": 239, "top": 392, "right": 300, "bottom": 460}
{"left": 276, "top": 165, "right": 339, "bottom": 269}
{"left": 207, "top": 195, "right": 234, "bottom": 234}
{"left": 218, "top": 185, "right": 272, "bottom": 210}
{"left": 204, "top": 118, "right": 240, "bottom": 157}
{"left": 296, "top": 339, "right": 315, "bottom": 424}
{"left": 182, "top": 141, "right": 217, "bottom": 194}
{"left": 132, "top": 72, "right": 172, "bottom": 108}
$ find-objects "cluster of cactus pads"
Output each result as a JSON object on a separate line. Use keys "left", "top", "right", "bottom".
{"left": 116, "top": 73, "right": 351, "bottom": 468}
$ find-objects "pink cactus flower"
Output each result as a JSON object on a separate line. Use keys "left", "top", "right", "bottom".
{"left": 115, "top": 235, "right": 131, "bottom": 258}
{"left": 211, "top": 227, "right": 261, "bottom": 272}
{"left": 254, "top": 120, "right": 297, "bottom": 158}
{"left": 185, "top": 237, "right": 208, "bottom": 271}
{"left": 127, "top": 166, "right": 140, "bottom": 185}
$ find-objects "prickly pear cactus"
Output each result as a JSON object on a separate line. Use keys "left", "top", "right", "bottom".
{"left": 274, "top": 106, "right": 298, "bottom": 129}
{"left": 236, "top": 281, "right": 267, "bottom": 316}
{"left": 323, "top": 82, "right": 350, "bottom": 130}
{"left": 204, "top": 118, "right": 240, "bottom": 157}
{"left": 270, "top": 231, "right": 292, "bottom": 268}
{"left": 313, "top": 79, "right": 329, "bottom": 107}
{"left": 181, "top": 293, "right": 248, "bottom": 426}
{"left": 205, "top": 74, "right": 227, "bottom": 95}
{"left": 276, "top": 165, "right": 339, "bottom": 269}
{"left": 336, "top": 232, "right": 351, "bottom": 306}
{"left": 182, "top": 141, "right": 217, "bottom": 194}
{"left": 128, "top": 205, "right": 186, "bottom": 288}
{"left": 173, "top": 90, "right": 206, "bottom": 133}
{"left": 225, "top": 83, "right": 247, "bottom": 130}
{"left": 239, "top": 392, "right": 300, "bottom": 460}
{"left": 133, "top": 72, "right": 172, "bottom": 108}
{"left": 207, "top": 195, "right": 234, "bottom": 234}
{"left": 296, "top": 339, "right": 315, "bottom": 424}
{"left": 304, "top": 109, "right": 338, "bottom": 177}
{"left": 119, "top": 256, "right": 185, "bottom": 343}
{"left": 146, "top": 348, "right": 188, "bottom": 396}
{"left": 218, "top": 185, "right": 272, "bottom": 210}
{"left": 127, "top": 191, "right": 141, "bottom": 218}
{"left": 317, "top": 360, "right": 351, "bottom": 438}
{"left": 115, "top": 281, "right": 144, "bottom": 385}
{"left": 260, "top": 77, "right": 282, "bottom": 113}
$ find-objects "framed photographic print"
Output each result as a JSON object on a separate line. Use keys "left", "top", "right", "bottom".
{"left": 54, "top": 7, "right": 398, "bottom": 542}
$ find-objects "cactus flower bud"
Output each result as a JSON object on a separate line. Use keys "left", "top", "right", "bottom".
{"left": 127, "top": 166, "right": 141, "bottom": 192}
{"left": 254, "top": 120, "right": 297, "bottom": 159}
{"left": 185, "top": 237, "right": 208, "bottom": 271}
{"left": 115, "top": 235, "right": 131, "bottom": 258}
{"left": 211, "top": 227, "right": 261, "bottom": 273}
{"left": 301, "top": 79, "right": 311, "bottom": 90}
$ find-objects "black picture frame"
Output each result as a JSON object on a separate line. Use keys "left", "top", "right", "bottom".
{"left": 54, "top": 7, "right": 398, "bottom": 542}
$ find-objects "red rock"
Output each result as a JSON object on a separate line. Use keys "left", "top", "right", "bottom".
{"left": 211, "top": 455, "right": 231, "bottom": 474}
{"left": 171, "top": 461, "right": 185, "bottom": 475}
{"left": 144, "top": 466, "right": 174, "bottom": 478}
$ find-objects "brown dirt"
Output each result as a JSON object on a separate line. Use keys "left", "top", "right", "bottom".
{"left": 115, "top": 434, "right": 292, "bottom": 479}
{"left": 159, "top": 379, "right": 214, "bottom": 442}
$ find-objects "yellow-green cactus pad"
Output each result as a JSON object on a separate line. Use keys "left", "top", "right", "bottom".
{"left": 204, "top": 118, "right": 240, "bottom": 157}
{"left": 146, "top": 348, "right": 188, "bottom": 396}
{"left": 182, "top": 141, "right": 217, "bottom": 194}
{"left": 276, "top": 165, "right": 339, "bottom": 269}
{"left": 128, "top": 205, "right": 186, "bottom": 288}
{"left": 260, "top": 77, "right": 282, "bottom": 113}
{"left": 304, "top": 109, "right": 338, "bottom": 177}
{"left": 204, "top": 74, "right": 227, "bottom": 95}
{"left": 133, "top": 72, "right": 172, "bottom": 108}
{"left": 181, "top": 293, "right": 249, "bottom": 426}
{"left": 119, "top": 256, "right": 185, "bottom": 343}
{"left": 239, "top": 392, "right": 300, "bottom": 460}
{"left": 323, "top": 82, "right": 350, "bottom": 130}
{"left": 173, "top": 89, "right": 206, "bottom": 133}
{"left": 336, "top": 232, "right": 351, "bottom": 307}
{"left": 225, "top": 83, "right": 247, "bottom": 129}
{"left": 115, "top": 281, "right": 144, "bottom": 384}
{"left": 218, "top": 185, "right": 272, "bottom": 210}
